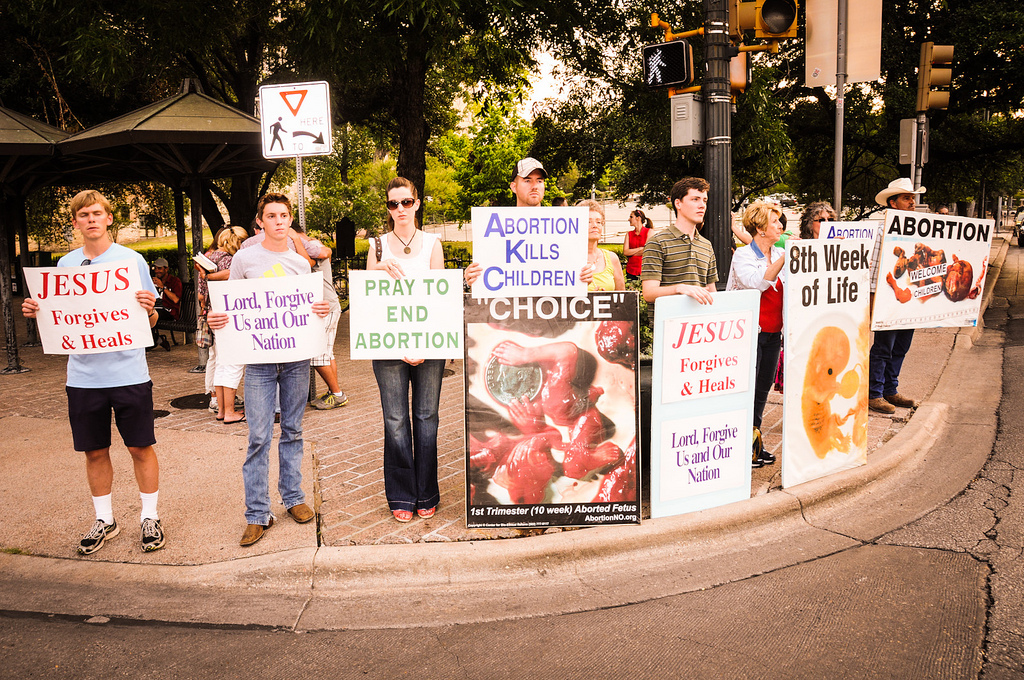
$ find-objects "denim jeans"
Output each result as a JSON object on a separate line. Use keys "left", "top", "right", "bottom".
{"left": 753, "top": 331, "right": 782, "bottom": 428}
{"left": 372, "top": 359, "right": 444, "bottom": 512}
{"left": 869, "top": 329, "right": 914, "bottom": 398}
{"left": 242, "top": 360, "right": 309, "bottom": 524}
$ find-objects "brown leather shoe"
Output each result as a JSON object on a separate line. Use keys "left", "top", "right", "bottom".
{"left": 885, "top": 393, "right": 918, "bottom": 408}
{"left": 868, "top": 397, "right": 896, "bottom": 414}
{"left": 239, "top": 516, "right": 274, "bottom": 547}
{"left": 287, "top": 503, "right": 314, "bottom": 524}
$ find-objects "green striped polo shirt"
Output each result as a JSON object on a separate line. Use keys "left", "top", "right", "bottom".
{"left": 640, "top": 223, "right": 718, "bottom": 322}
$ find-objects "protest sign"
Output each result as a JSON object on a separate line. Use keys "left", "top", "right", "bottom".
{"left": 872, "top": 209, "right": 993, "bottom": 329}
{"left": 24, "top": 261, "right": 154, "bottom": 354}
{"left": 470, "top": 206, "right": 588, "bottom": 298}
{"left": 782, "top": 239, "right": 872, "bottom": 488}
{"left": 208, "top": 273, "right": 325, "bottom": 364}
{"left": 464, "top": 292, "right": 640, "bottom": 528}
{"left": 348, "top": 270, "right": 464, "bottom": 360}
{"left": 650, "top": 291, "right": 758, "bottom": 518}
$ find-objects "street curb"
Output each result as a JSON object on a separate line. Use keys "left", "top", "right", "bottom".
{"left": 0, "top": 236, "right": 1008, "bottom": 630}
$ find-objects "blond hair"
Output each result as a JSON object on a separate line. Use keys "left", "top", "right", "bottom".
{"left": 69, "top": 190, "right": 112, "bottom": 217}
{"left": 742, "top": 201, "right": 782, "bottom": 238}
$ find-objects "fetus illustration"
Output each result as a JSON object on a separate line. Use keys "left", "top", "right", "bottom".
{"left": 801, "top": 326, "right": 862, "bottom": 459}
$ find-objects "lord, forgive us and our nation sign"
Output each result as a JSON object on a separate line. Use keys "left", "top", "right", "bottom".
{"left": 208, "top": 273, "right": 326, "bottom": 363}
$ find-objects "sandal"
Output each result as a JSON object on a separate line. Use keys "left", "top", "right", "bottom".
{"left": 392, "top": 509, "right": 413, "bottom": 523}
{"left": 416, "top": 507, "right": 436, "bottom": 519}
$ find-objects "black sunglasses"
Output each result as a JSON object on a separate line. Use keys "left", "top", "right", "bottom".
{"left": 80, "top": 259, "right": 92, "bottom": 266}
{"left": 386, "top": 198, "right": 416, "bottom": 210}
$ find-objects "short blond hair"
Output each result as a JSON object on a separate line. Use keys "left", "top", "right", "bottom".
{"left": 69, "top": 190, "right": 112, "bottom": 217}
{"left": 217, "top": 225, "right": 248, "bottom": 255}
{"left": 576, "top": 199, "right": 605, "bottom": 220}
{"left": 742, "top": 201, "right": 782, "bottom": 238}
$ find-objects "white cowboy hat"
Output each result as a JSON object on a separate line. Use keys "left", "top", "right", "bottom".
{"left": 875, "top": 178, "right": 925, "bottom": 206}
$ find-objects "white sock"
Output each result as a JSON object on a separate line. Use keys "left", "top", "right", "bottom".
{"left": 93, "top": 494, "right": 114, "bottom": 525}
{"left": 333, "top": 391, "right": 344, "bottom": 397}
{"left": 140, "top": 491, "right": 159, "bottom": 522}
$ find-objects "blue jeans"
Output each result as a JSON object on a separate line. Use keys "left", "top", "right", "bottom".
{"left": 372, "top": 359, "right": 444, "bottom": 512}
{"left": 242, "top": 360, "right": 309, "bottom": 524}
{"left": 754, "top": 331, "right": 782, "bottom": 429}
{"left": 869, "top": 329, "right": 915, "bottom": 399}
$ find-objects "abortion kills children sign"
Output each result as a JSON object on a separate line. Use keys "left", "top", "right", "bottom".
{"left": 208, "top": 273, "right": 325, "bottom": 364}
{"left": 464, "top": 292, "right": 641, "bottom": 528}
{"left": 348, "top": 270, "right": 464, "bottom": 360}
{"left": 872, "top": 209, "right": 993, "bottom": 329}
{"left": 782, "top": 239, "right": 872, "bottom": 488}
{"left": 650, "top": 291, "right": 759, "bottom": 518}
{"left": 470, "top": 206, "right": 588, "bottom": 299}
{"left": 25, "top": 261, "right": 155, "bottom": 354}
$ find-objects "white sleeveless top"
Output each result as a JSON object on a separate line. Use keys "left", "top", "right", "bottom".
{"left": 378, "top": 230, "right": 439, "bottom": 274}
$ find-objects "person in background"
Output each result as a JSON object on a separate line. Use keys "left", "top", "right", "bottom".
{"left": 579, "top": 199, "right": 625, "bottom": 291}
{"left": 868, "top": 178, "right": 923, "bottom": 414}
{"left": 367, "top": 177, "right": 445, "bottom": 523}
{"left": 725, "top": 201, "right": 785, "bottom": 469}
{"left": 551, "top": 196, "right": 568, "bottom": 207}
{"left": 199, "top": 226, "right": 247, "bottom": 422}
{"left": 799, "top": 201, "right": 838, "bottom": 240}
{"left": 623, "top": 209, "right": 653, "bottom": 282}
{"left": 150, "top": 257, "right": 181, "bottom": 351}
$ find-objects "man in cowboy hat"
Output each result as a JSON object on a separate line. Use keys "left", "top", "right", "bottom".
{"left": 868, "top": 178, "right": 925, "bottom": 414}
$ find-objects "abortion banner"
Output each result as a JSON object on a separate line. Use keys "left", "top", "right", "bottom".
{"left": 24, "top": 261, "right": 154, "bottom": 354}
{"left": 872, "top": 209, "right": 993, "bottom": 329}
{"left": 470, "top": 206, "right": 588, "bottom": 299}
{"left": 464, "top": 292, "right": 640, "bottom": 528}
{"left": 782, "top": 238, "right": 872, "bottom": 488}
{"left": 348, "top": 270, "right": 464, "bottom": 360}
{"left": 650, "top": 291, "right": 759, "bottom": 519}
{"left": 208, "top": 273, "right": 325, "bottom": 364}
{"left": 820, "top": 220, "right": 882, "bottom": 242}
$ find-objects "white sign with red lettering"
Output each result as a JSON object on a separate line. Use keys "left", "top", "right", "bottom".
{"left": 660, "top": 311, "right": 754, "bottom": 404}
{"left": 24, "top": 261, "right": 154, "bottom": 354}
{"left": 258, "top": 81, "right": 333, "bottom": 159}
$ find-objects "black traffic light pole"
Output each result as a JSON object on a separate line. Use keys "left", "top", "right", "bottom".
{"left": 703, "top": 0, "right": 733, "bottom": 285}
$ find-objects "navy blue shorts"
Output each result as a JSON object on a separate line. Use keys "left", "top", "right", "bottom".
{"left": 66, "top": 381, "right": 156, "bottom": 452}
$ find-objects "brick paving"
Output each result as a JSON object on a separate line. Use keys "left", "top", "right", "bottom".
{"left": 0, "top": 300, "right": 921, "bottom": 549}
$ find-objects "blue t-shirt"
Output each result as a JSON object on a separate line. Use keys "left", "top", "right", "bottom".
{"left": 58, "top": 243, "right": 158, "bottom": 388}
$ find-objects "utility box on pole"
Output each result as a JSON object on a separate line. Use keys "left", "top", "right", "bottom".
{"left": 899, "top": 118, "right": 928, "bottom": 165}
{"left": 670, "top": 93, "right": 704, "bottom": 148}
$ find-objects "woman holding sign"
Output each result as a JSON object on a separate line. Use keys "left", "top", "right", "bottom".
{"left": 579, "top": 200, "right": 625, "bottom": 292}
{"left": 725, "top": 201, "right": 786, "bottom": 469}
{"left": 367, "top": 177, "right": 446, "bottom": 523}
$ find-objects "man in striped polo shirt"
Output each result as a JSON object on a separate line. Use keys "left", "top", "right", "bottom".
{"left": 640, "top": 177, "right": 718, "bottom": 323}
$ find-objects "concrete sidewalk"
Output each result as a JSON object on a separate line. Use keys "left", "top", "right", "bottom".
{"left": 0, "top": 236, "right": 1008, "bottom": 629}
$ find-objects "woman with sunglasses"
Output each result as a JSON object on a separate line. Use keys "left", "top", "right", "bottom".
{"left": 622, "top": 209, "right": 653, "bottom": 282}
{"left": 367, "top": 177, "right": 445, "bottom": 523}
{"left": 799, "top": 201, "right": 837, "bottom": 240}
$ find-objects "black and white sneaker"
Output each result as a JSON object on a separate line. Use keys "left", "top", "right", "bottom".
{"left": 78, "top": 519, "right": 120, "bottom": 555}
{"left": 141, "top": 518, "right": 166, "bottom": 552}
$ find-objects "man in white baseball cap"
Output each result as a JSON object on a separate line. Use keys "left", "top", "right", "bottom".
{"left": 509, "top": 157, "right": 547, "bottom": 207}
{"left": 868, "top": 177, "right": 924, "bottom": 414}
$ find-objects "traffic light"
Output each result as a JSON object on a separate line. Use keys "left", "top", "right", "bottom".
{"left": 731, "top": 0, "right": 799, "bottom": 40}
{"left": 916, "top": 42, "right": 954, "bottom": 112}
{"left": 643, "top": 40, "right": 695, "bottom": 88}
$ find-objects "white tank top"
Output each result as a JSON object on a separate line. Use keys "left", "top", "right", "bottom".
{"left": 379, "top": 230, "right": 439, "bottom": 274}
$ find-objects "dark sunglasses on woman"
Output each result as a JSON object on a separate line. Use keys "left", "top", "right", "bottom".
{"left": 386, "top": 198, "right": 416, "bottom": 210}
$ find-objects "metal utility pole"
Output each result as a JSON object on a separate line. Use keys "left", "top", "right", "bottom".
{"left": 703, "top": 0, "right": 733, "bottom": 283}
{"left": 833, "top": 0, "right": 847, "bottom": 212}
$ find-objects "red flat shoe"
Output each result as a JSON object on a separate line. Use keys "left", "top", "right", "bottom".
{"left": 392, "top": 509, "right": 413, "bottom": 523}
{"left": 416, "top": 507, "right": 436, "bottom": 519}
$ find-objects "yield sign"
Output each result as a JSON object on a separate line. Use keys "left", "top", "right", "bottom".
{"left": 280, "top": 90, "right": 307, "bottom": 116}
{"left": 258, "top": 80, "right": 332, "bottom": 158}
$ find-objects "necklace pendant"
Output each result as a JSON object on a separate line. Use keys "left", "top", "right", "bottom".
{"left": 403, "top": 246, "right": 411, "bottom": 254}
